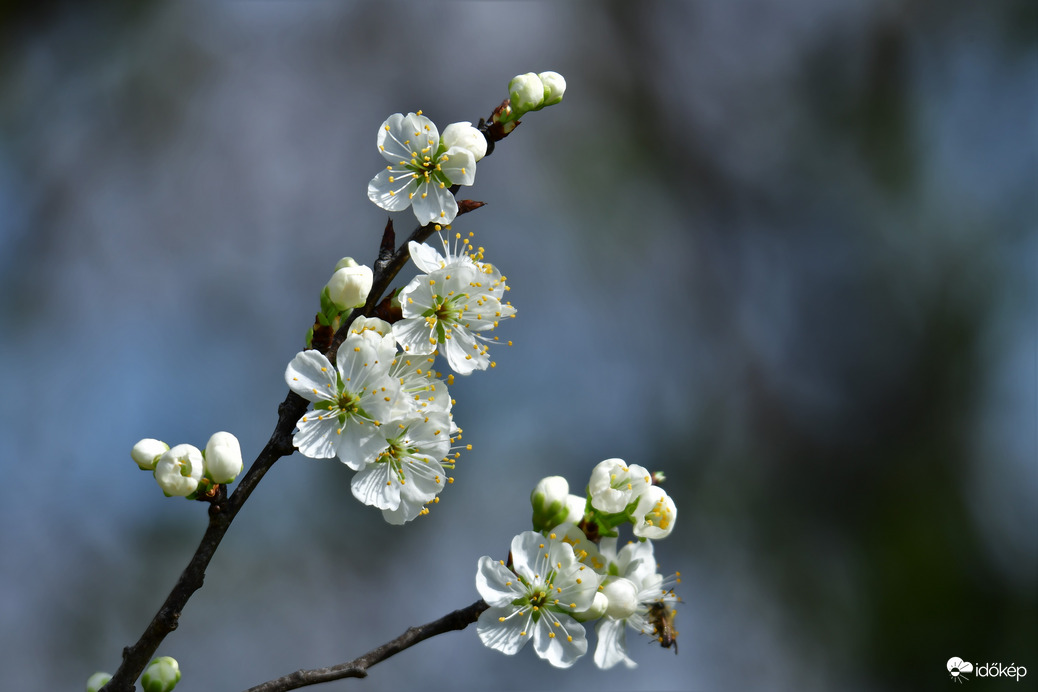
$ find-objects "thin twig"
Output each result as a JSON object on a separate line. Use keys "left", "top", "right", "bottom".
{"left": 245, "top": 600, "right": 490, "bottom": 692}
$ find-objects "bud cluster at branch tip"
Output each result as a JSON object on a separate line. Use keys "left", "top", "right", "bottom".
{"left": 131, "top": 432, "right": 243, "bottom": 498}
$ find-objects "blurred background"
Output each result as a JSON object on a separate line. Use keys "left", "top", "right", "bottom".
{"left": 0, "top": 1, "right": 1034, "bottom": 690}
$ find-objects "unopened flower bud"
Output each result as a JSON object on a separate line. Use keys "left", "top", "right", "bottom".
{"left": 531, "top": 475, "right": 569, "bottom": 531}
{"left": 602, "top": 577, "right": 639, "bottom": 620}
{"left": 573, "top": 590, "right": 609, "bottom": 622}
{"left": 132, "top": 439, "right": 169, "bottom": 471}
{"left": 204, "top": 431, "right": 242, "bottom": 484}
{"left": 326, "top": 258, "right": 373, "bottom": 310}
{"left": 509, "top": 72, "right": 545, "bottom": 115}
{"left": 141, "top": 656, "right": 181, "bottom": 692}
{"left": 442, "top": 121, "right": 487, "bottom": 162}
{"left": 154, "top": 444, "right": 203, "bottom": 497}
{"left": 86, "top": 672, "right": 112, "bottom": 692}
{"left": 538, "top": 71, "right": 566, "bottom": 106}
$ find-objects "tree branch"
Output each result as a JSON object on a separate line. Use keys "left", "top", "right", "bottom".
{"left": 102, "top": 98, "right": 513, "bottom": 691}
{"left": 245, "top": 600, "right": 490, "bottom": 692}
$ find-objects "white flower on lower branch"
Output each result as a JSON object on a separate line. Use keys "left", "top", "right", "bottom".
{"left": 593, "top": 538, "right": 681, "bottom": 669}
{"left": 476, "top": 531, "right": 602, "bottom": 668}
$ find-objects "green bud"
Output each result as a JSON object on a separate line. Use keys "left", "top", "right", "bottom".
{"left": 86, "top": 672, "right": 112, "bottom": 692}
{"left": 531, "top": 475, "right": 570, "bottom": 531}
{"left": 141, "top": 656, "right": 181, "bottom": 692}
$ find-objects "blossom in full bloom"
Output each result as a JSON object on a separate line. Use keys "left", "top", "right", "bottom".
{"left": 154, "top": 444, "right": 204, "bottom": 497}
{"left": 392, "top": 235, "right": 515, "bottom": 375}
{"left": 284, "top": 332, "right": 402, "bottom": 469}
{"left": 367, "top": 112, "right": 477, "bottom": 226}
{"left": 350, "top": 412, "right": 452, "bottom": 524}
{"left": 588, "top": 458, "right": 653, "bottom": 514}
{"left": 593, "top": 538, "right": 681, "bottom": 669}
{"left": 476, "top": 530, "right": 601, "bottom": 668}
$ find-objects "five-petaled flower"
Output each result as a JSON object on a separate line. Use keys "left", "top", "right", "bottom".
{"left": 285, "top": 332, "right": 402, "bottom": 469}
{"left": 367, "top": 112, "right": 477, "bottom": 226}
{"left": 393, "top": 235, "right": 515, "bottom": 375}
{"left": 476, "top": 530, "right": 602, "bottom": 668}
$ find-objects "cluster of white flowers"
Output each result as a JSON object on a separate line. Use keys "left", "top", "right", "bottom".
{"left": 476, "top": 459, "right": 680, "bottom": 669}
{"left": 131, "top": 432, "right": 243, "bottom": 498}
{"left": 285, "top": 234, "right": 513, "bottom": 523}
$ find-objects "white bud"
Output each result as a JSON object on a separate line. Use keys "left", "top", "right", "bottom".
{"left": 154, "top": 444, "right": 203, "bottom": 497}
{"left": 86, "top": 672, "right": 112, "bottom": 692}
{"left": 602, "top": 577, "right": 639, "bottom": 620}
{"left": 509, "top": 72, "right": 545, "bottom": 115}
{"left": 442, "top": 121, "right": 487, "bottom": 162}
{"left": 131, "top": 438, "right": 169, "bottom": 471}
{"left": 632, "top": 485, "right": 677, "bottom": 539}
{"left": 204, "top": 431, "right": 242, "bottom": 484}
{"left": 538, "top": 71, "right": 566, "bottom": 106}
{"left": 573, "top": 590, "right": 609, "bottom": 622}
{"left": 533, "top": 475, "right": 569, "bottom": 507}
{"left": 141, "top": 656, "right": 181, "bottom": 692}
{"left": 326, "top": 258, "right": 373, "bottom": 310}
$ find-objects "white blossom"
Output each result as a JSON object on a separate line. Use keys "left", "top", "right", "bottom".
{"left": 284, "top": 333, "right": 401, "bottom": 469}
{"left": 632, "top": 485, "right": 677, "bottom": 539}
{"left": 588, "top": 458, "right": 652, "bottom": 514}
{"left": 476, "top": 530, "right": 601, "bottom": 668}
{"left": 593, "top": 538, "right": 680, "bottom": 669}
{"left": 154, "top": 444, "right": 204, "bottom": 497}
{"left": 367, "top": 112, "right": 476, "bottom": 226}
{"left": 392, "top": 235, "right": 515, "bottom": 375}
{"left": 350, "top": 412, "right": 452, "bottom": 524}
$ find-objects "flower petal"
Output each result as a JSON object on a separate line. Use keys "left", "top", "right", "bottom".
{"left": 285, "top": 350, "right": 337, "bottom": 403}
{"left": 477, "top": 606, "right": 531, "bottom": 656}
{"left": 411, "top": 179, "right": 458, "bottom": 226}
{"left": 593, "top": 617, "right": 637, "bottom": 670}
{"left": 440, "top": 147, "right": 476, "bottom": 186}
{"left": 475, "top": 555, "right": 526, "bottom": 606}
{"left": 532, "top": 613, "right": 587, "bottom": 668}
{"left": 351, "top": 461, "right": 399, "bottom": 510}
